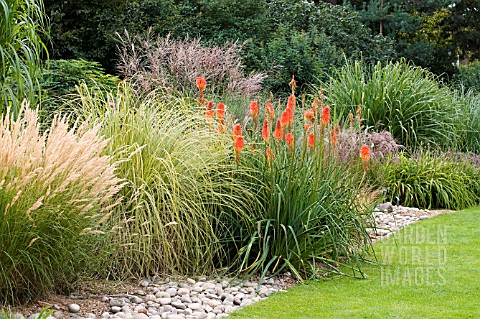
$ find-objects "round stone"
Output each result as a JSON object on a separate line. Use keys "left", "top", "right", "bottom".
{"left": 68, "top": 304, "right": 80, "bottom": 314}
{"left": 129, "top": 296, "right": 143, "bottom": 304}
{"left": 156, "top": 291, "right": 171, "bottom": 298}
{"left": 111, "top": 306, "right": 122, "bottom": 313}
{"left": 177, "top": 288, "right": 190, "bottom": 296}
{"left": 132, "top": 314, "right": 149, "bottom": 319}
{"left": 110, "top": 298, "right": 126, "bottom": 307}
{"left": 188, "top": 303, "right": 202, "bottom": 311}
{"left": 165, "top": 287, "right": 177, "bottom": 297}
{"left": 158, "top": 298, "right": 172, "bottom": 305}
{"left": 171, "top": 301, "right": 186, "bottom": 310}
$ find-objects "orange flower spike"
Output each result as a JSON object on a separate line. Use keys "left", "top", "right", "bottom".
{"left": 304, "top": 109, "right": 315, "bottom": 123}
{"left": 262, "top": 119, "right": 269, "bottom": 142}
{"left": 216, "top": 103, "right": 225, "bottom": 119}
{"left": 280, "top": 110, "right": 289, "bottom": 128}
{"left": 234, "top": 136, "right": 245, "bottom": 163}
{"left": 287, "top": 95, "right": 296, "bottom": 110}
{"left": 285, "top": 132, "right": 294, "bottom": 155}
{"left": 304, "top": 123, "right": 311, "bottom": 132}
{"left": 265, "top": 101, "right": 275, "bottom": 122}
{"left": 196, "top": 76, "right": 206, "bottom": 92}
{"left": 206, "top": 101, "right": 214, "bottom": 119}
{"left": 273, "top": 119, "right": 283, "bottom": 140}
{"left": 266, "top": 148, "right": 274, "bottom": 162}
{"left": 360, "top": 145, "right": 371, "bottom": 172}
{"left": 250, "top": 101, "right": 259, "bottom": 118}
{"left": 360, "top": 145, "right": 371, "bottom": 161}
{"left": 330, "top": 129, "right": 338, "bottom": 147}
{"left": 233, "top": 124, "right": 242, "bottom": 139}
{"left": 321, "top": 106, "right": 331, "bottom": 127}
{"left": 308, "top": 133, "right": 315, "bottom": 150}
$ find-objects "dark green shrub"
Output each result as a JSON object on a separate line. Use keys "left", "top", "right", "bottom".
{"left": 377, "top": 151, "right": 480, "bottom": 210}
{"left": 40, "top": 59, "right": 119, "bottom": 121}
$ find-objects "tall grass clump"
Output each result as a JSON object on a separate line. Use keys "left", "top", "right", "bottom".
{"left": 453, "top": 88, "right": 480, "bottom": 154}
{"left": 0, "top": 103, "right": 123, "bottom": 305}
{"left": 0, "top": 0, "right": 48, "bottom": 117}
{"left": 376, "top": 151, "right": 480, "bottom": 210}
{"left": 73, "top": 82, "right": 260, "bottom": 278}
{"left": 117, "top": 30, "right": 266, "bottom": 97}
{"left": 201, "top": 80, "right": 375, "bottom": 280}
{"left": 325, "top": 60, "right": 457, "bottom": 149}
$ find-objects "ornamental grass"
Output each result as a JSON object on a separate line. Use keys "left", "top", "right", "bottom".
{"left": 0, "top": 103, "right": 123, "bottom": 304}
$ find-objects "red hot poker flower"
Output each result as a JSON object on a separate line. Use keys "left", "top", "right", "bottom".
{"left": 308, "top": 132, "right": 315, "bottom": 149}
{"left": 285, "top": 133, "right": 294, "bottom": 155}
{"left": 266, "top": 148, "right": 274, "bottom": 162}
{"left": 262, "top": 119, "right": 269, "bottom": 142}
{"left": 206, "top": 101, "right": 214, "bottom": 119}
{"left": 233, "top": 124, "right": 242, "bottom": 138}
{"left": 321, "top": 106, "right": 331, "bottom": 127}
{"left": 360, "top": 145, "right": 371, "bottom": 172}
{"left": 216, "top": 103, "right": 225, "bottom": 119}
{"left": 196, "top": 76, "right": 206, "bottom": 92}
{"left": 273, "top": 119, "right": 283, "bottom": 140}
{"left": 304, "top": 109, "right": 315, "bottom": 123}
{"left": 287, "top": 95, "right": 296, "bottom": 110}
{"left": 265, "top": 101, "right": 275, "bottom": 122}
{"left": 234, "top": 136, "right": 245, "bottom": 163}
{"left": 281, "top": 107, "right": 293, "bottom": 128}
{"left": 250, "top": 101, "right": 259, "bottom": 117}
{"left": 304, "top": 123, "right": 311, "bottom": 132}
{"left": 360, "top": 145, "right": 371, "bottom": 161}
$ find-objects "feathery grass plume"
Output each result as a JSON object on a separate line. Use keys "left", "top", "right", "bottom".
{"left": 117, "top": 30, "right": 266, "bottom": 97}
{"left": 73, "top": 82, "right": 261, "bottom": 278}
{"left": 0, "top": 102, "right": 123, "bottom": 304}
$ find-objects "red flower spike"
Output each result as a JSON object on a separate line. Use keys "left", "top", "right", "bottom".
{"left": 196, "top": 76, "right": 206, "bottom": 92}
{"left": 206, "top": 101, "right": 214, "bottom": 119}
{"left": 287, "top": 95, "right": 296, "bottom": 110}
{"left": 308, "top": 133, "right": 315, "bottom": 149}
{"left": 250, "top": 101, "right": 259, "bottom": 117}
{"left": 265, "top": 102, "right": 275, "bottom": 122}
{"left": 304, "top": 109, "right": 315, "bottom": 123}
{"left": 304, "top": 123, "right": 311, "bottom": 132}
{"left": 266, "top": 149, "right": 274, "bottom": 162}
{"left": 281, "top": 107, "right": 293, "bottom": 128}
{"left": 360, "top": 145, "right": 370, "bottom": 171}
{"left": 233, "top": 124, "right": 242, "bottom": 138}
{"left": 285, "top": 133, "right": 294, "bottom": 155}
{"left": 234, "top": 136, "right": 245, "bottom": 163}
{"left": 273, "top": 119, "right": 283, "bottom": 140}
{"left": 262, "top": 119, "right": 269, "bottom": 142}
{"left": 360, "top": 145, "right": 370, "bottom": 161}
{"left": 216, "top": 103, "right": 225, "bottom": 119}
{"left": 321, "top": 106, "right": 330, "bottom": 127}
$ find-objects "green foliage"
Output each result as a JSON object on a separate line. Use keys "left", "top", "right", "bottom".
{"left": 40, "top": 59, "right": 119, "bottom": 122}
{"left": 0, "top": 105, "right": 122, "bottom": 304}
{"left": 377, "top": 151, "right": 480, "bottom": 210}
{"left": 0, "top": 0, "right": 48, "bottom": 117}
{"left": 453, "top": 88, "right": 480, "bottom": 154}
{"left": 453, "top": 61, "right": 480, "bottom": 93}
{"left": 263, "top": 25, "right": 341, "bottom": 93}
{"left": 325, "top": 60, "right": 457, "bottom": 149}
{"left": 73, "top": 82, "right": 260, "bottom": 278}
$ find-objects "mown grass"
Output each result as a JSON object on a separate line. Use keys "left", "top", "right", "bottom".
{"left": 230, "top": 207, "right": 480, "bottom": 318}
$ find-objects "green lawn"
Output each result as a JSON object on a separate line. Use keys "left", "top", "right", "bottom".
{"left": 230, "top": 208, "right": 480, "bottom": 319}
